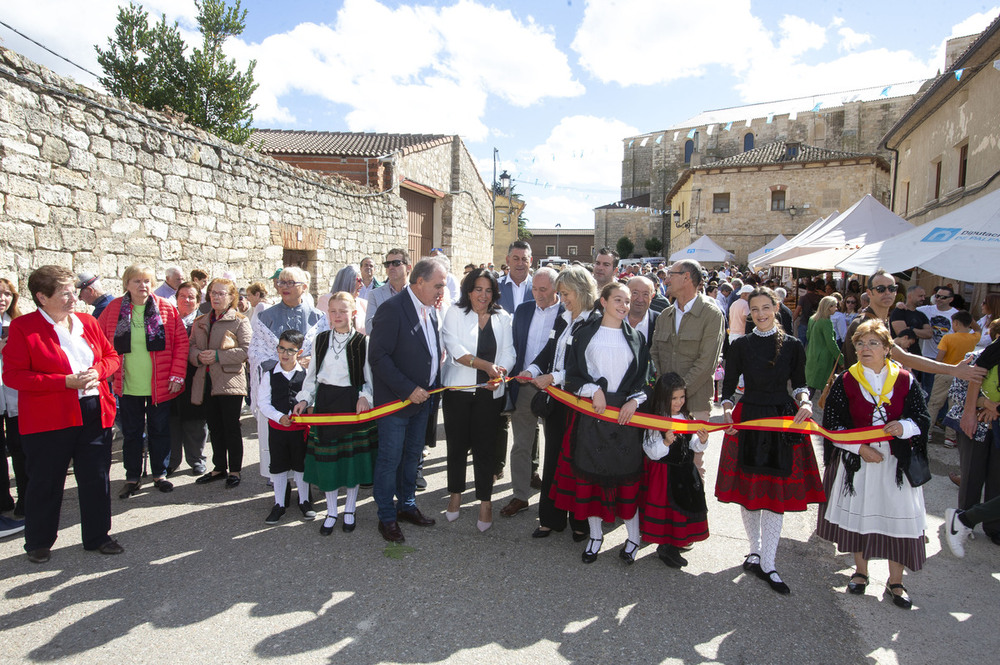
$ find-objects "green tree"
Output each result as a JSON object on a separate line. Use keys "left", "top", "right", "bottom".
{"left": 616, "top": 236, "right": 634, "bottom": 258}
{"left": 95, "top": 0, "right": 258, "bottom": 144}
{"left": 644, "top": 236, "right": 663, "bottom": 256}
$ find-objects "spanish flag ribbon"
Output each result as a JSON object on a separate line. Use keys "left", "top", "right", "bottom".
{"left": 545, "top": 385, "right": 890, "bottom": 445}
{"left": 292, "top": 378, "right": 891, "bottom": 445}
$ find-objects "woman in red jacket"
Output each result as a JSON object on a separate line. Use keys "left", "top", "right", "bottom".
{"left": 1, "top": 266, "right": 122, "bottom": 563}
{"left": 97, "top": 265, "right": 189, "bottom": 498}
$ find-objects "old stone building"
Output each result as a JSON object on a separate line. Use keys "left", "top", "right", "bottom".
{"left": 600, "top": 81, "right": 926, "bottom": 259}
{"left": 882, "top": 22, "right": 1000, "bottom": 307}
{"left": 665, "top": 140, "right": 891, "bottom": 263}
{"left": 492, "top": 190, "right": 526, "bottom": 268}
{"left": 0, "top": 47, "right": 416, "bottom": 298}
{"left": 254, "top": 130, "right": 493, "bottom": 271}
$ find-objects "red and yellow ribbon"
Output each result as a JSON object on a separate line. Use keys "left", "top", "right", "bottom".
{"left": 291, "top": 377, "right": 891, "bottom": 445}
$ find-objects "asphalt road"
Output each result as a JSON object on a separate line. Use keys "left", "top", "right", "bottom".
{"left": 1, "top": 406, "right": 996, "bottom": 665}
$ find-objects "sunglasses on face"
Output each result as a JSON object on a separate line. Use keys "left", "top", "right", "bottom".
{"left": 384, "top": 259, "right": 405, "bottom": 267}
{"left": 871, "top": 285, "right": 898, "bottom": 294}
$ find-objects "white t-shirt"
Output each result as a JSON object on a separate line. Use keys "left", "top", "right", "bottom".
{"left": 917, "top": 305, "right": 957, "bottom": 358}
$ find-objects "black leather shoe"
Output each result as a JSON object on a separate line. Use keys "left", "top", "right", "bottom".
{"left": 885, "top": 583, "right": 912, "bottom": 609}
{"left": 742, "top": 553, "right": 762, "bottom": 575}
{"left": 847, "top": 573, "right": 868, "bottom": 595}
{"left": 532, "top": 527, "right": 553, "bottom": 538}
{"left": 225, "top": 475, "right": 241, "bottom": 488}
{"left": 619, "top": 539, "right": 639, "bottom": 565}
{"left": 26, "top": 548, "right": 51, "bottom": 563}
{"left": 761, "top": 569, "right": 790, "bottom": 595}
{"left": 657, "top": 544, "right": 688, "bottom": 568}
{"left": 397, "top": 508, "right": 435, "bottom": 527}
{"left": 319, "top": 517, "right": 336, "bottom": 536}
{"left": 572, "top": 531, "right": 588, "bottom": 543}
{"left": 378, "top": 520, "right": 405, "bottom": 543}
{"left": 118, "top": 481, "right": 141, "bottom": 499}
{"left": 581, "top": 537, "right": 603, "bottom": 564}
{"left": 97, "top": 539, "right": 124, "bottom": 555}
{"left": 153, "top": 479, "right": 173, "bottom": 493}
{"left": 196, "top": 472, "right": 226, "bottom": 485}
{"left": 342, "top": 512, "right": 356, "bottom": 533}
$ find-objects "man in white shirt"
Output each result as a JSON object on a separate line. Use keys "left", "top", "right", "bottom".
{"left": 356, "top": 257, "right": 382, "bottom": 302}
{"left": 497, "top": 241, "right": 533, "bottom": 314}
{"left": 500, "top": 268, "right": 560, "bottom": 518}
{"left": 627, "top": 276, "right": 659, "bottom": 350}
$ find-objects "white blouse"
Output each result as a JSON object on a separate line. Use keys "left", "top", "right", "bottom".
{"left": 39, "top": 309, "right": 98, "bottom": 398}
{"left": 296, "top": 330, "right": 373, "bottom": 405}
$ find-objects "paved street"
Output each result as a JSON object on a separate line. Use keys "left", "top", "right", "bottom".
{"left": 1, "top": 405, "right": 996, "bottom": 665}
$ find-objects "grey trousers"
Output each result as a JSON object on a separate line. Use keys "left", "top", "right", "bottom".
{"left": 509, "top": 384, "right": 542, "bottom": 501}
{"left": 169, "top": 414, "right": 208, "bottom": 472}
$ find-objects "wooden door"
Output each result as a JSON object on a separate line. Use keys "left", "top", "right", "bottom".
{"left": 400, "top": 188, "right": 434, "bottom": 260}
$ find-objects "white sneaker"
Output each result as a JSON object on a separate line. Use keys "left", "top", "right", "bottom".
{"left": 944, "top": 508, "right": 971, "bottom": 558}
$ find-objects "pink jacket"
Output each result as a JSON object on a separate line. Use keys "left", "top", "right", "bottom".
{"left": 97, "top": 295, "right": 189, "bottom": 404}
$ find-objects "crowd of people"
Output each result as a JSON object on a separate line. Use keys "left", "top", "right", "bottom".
{"left": 1, "top": 245, "right": 997, "bottom": 610}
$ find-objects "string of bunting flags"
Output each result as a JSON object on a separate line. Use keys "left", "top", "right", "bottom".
{"left": 291, "top": 377, "right": 891, "bottom": 446}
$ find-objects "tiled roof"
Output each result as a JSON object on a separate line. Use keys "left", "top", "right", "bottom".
{"left": 253, "top": 130, "right": 451, "bottom": 156}
{"left": 595, "top": 193, "right": 650, "bottom": 210}
{"left": 700, "top": 141, "right": 875, "bottom": 168}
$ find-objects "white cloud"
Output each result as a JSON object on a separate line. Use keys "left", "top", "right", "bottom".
{"left": 837, "top": 27, "right": 872, "bottom": 52}
{"left": 241, "top": 0, "right": 583, "bottom": 138}
{"left": 572, "top": 0, "right": 771, "bottom": 85}
{"left": 523, "top": 193, "right": 598, "bottom": 230}
{"left": 778, "top": 15, "right": 827, "bottom": 57}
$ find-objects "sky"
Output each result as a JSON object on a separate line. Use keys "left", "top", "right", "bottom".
{"left": 3, "top": 1, "right": 998, "bottom": 230}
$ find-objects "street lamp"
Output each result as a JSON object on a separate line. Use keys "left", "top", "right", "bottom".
{"left": 499, "top": 170, "right": 511, "bottom": 197}
{"left": 555, "top": 223, "right": 561, "bottom": 258}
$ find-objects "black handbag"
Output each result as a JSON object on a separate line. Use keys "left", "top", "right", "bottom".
{"left": 530, "top": 389, "right": 556, "bottom": 418}
{"left": 903, "top": 448, "right": 931, "bottom": 488}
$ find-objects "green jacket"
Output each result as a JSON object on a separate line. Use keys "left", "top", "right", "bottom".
{"left": 805, "top": 317, "right": 840, "bottom": 390}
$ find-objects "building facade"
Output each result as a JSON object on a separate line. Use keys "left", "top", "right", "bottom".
{"left": 524, "top": 228, "right": 595, "bottom": 265}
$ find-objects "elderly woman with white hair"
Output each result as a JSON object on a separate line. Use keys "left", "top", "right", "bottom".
{"left": 249, "top": 266, "right": 328, "bottom": 483}
{"left": 318, "top": 265, "right": 368, "bottom": 335}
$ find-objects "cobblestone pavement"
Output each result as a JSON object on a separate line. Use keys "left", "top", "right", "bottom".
{"left": 1, "top": 406, "right": 996, "bottom": 664}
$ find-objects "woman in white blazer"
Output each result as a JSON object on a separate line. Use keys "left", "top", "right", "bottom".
{"left": 441, "top": 268, "right": 515, "bottom": 531}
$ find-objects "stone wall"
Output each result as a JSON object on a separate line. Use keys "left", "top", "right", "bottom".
{"left": 0, "top": 47, "right": 408, "bottom": 301}
{"left": 593, "top": 208, "right": 661, "bottom": 257}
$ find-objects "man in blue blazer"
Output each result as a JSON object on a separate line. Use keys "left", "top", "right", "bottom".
{"left": 369, "top": 257, "right": 449, "bottom": 543}
{"left": 500, "top": 268, "right": 561, "bottom": 518}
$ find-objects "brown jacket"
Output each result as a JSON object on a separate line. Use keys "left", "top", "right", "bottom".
{"left": 650, "top": 293, "right": 726, "bottom": 412}
{"left": 189, "top": 309, "right": 251, "bottom": 404}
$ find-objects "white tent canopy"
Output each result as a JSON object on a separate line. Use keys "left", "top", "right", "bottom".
{"left": 837, "top": 187, "right": 1000, "bottom": 282}
{"left": 761, "top": 195, "right": 912, "bottom": 270}
{"left": 755, "top": 212, "right": 838, "bottom": 267}
{"left": 669, "top": 235, "right": 735, "bottom": 264}
{"left": 747, "top": 234, "right": 788, "bottom": 267}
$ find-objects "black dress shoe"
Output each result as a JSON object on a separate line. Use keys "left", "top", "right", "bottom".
{"left": 847, "top": 573, "right": 868, "bottom": 595}
{"left": 532, "top": 527, "right": 553, "bottom": 538}
{"left": 26, "top": 548, "right": 51, "bottom": 563}
{"left": 97, "top": 539, "right": 125, "bottom": 555}
{"left": 118, "top": 481, "right": 140, "bottom": 499}
{"left": 397, "top": 508, "right": 435, "bottom": 526}
{"left": 572, "top": 531, "right": 588, "bottom": 543}
{"left": 657, "top": 544, "right": 688, "bottom": 568}
{"left": 153, "top": 479, "right": 173, "bottom": 493}
{"left": 581, "top": 537, "right": 603, "bottom": 564}
{"left": 342, "top": 511, "right": 356, "bottom": 533}
{"left": 196, "top": 472, "right": 226, "bottom": 484}
{"left": 885, "top": 583, "right": 912, "bottom": 609}
{"left": 319, "top": 517, "right": 336, "bottom": 536}
{"left": 378, "top": 520, "right": 405, "bottom": 543}
{"left": 619, "top": 539, "right": 639, "bottom": 565}
{"left": 742, "top": 553, "right": 762, "bottom": 575}
{"left": 760, "top": 570, "right": 790, "bottom": 595}
{"left": 225, "top": 475, "right": 241, "bottom": 488}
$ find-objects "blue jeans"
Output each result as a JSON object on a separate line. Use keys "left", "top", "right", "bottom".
{"left": 797, "top": 322, "right": 808, "bottom": 348}
{"left": 374, "top": 405, "right": 430, "bottom": 523}
{"left": 119, "top": 395, "right": 171, "bottom": 480}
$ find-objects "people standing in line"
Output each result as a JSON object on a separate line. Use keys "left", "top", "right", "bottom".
{"left": 0, "top": 277, "right": 26, "bottom": 525}
{"left": 501, "top": 267, "right": 560, "bottom": 519}
{"left": 516, "top": 265, "right": 597, "bottom": 541}
{"left": 553, "top": 282, "right": 653, "bottom": 564}
{"left": 640, "top": 373, "right": 710, "bottom": 568}
{"left": 816, "top": 320, "right": 930, "bottom": 610}
{"left": 189, "top": 278, "right": 252, "bottom": 488}
{"left": 805, "top": 295, "right": 842, "bottom": 398}
{"left": 167, "top": 281, "right": 208, "bottom": 476}
{"left": 368, "top": 257, "right": 448, "bottom": 543}
{"left": 717, "top": 287, "right": 825, "bottom": 595}
{"left": 97, "top": 264, "right": 189, "bottom": 498}
{"left": 294, "top": 293, "right": 376, "bottom": 534}
{"left": 76, "top": 274, "right": 113, "bottom": 321}
{"left": 260, "top": 330, "right": 311, "bottom": 525}
{"left": 441, "top": 268, "right": 515, "bottom": 532}
{"left": 3, "top": 266, "right": 123, "bottom": 563}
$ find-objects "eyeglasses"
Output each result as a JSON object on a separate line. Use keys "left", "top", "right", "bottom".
{"left": 209, "top": 291, "right": 230, "bottom": 298}
{"left": 384, "top": 259, "right": 405, "bottom": 268}
{"left": 855, "top": 340, "right": 886, "bottom": 349}
{"left": 870, "top": 284, "right": 898, "bottom": 294}
{"left": 276, "top": 346, "right": 299, "bottom": 355}
{"left": 276, "top": 280, "right": 304, "bottom": 288}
